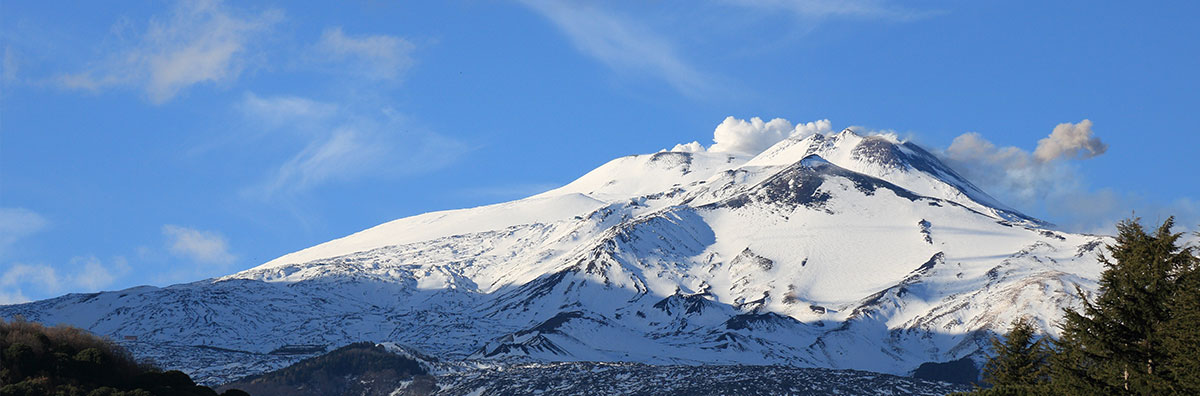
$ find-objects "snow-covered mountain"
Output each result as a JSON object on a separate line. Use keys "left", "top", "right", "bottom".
{"left": 2, "top": 128, "right": 1107, "bottom": 385}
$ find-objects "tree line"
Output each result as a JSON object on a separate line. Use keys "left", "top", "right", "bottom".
{"left": 963, "top": 217, "right": 1200, "bottom": 395}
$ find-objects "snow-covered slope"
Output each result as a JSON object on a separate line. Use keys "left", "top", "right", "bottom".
{"left": 1, "top": 128, "right": 1107, "bottom": 385}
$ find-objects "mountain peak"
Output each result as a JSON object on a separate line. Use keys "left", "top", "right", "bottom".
{"left": 744, "top": 129, "right": 1039, "bottom": 225}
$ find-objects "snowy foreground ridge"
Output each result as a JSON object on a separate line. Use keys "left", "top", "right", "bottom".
{"left": 4, "top": 129, "right": 1106, "bottom": 385}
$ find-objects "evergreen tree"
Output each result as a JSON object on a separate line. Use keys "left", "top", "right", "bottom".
{"left": 1159, "top": 243, "right": 1200, "bottom": 394}
{"left": 1051, "top": 217, "right": 1197, "bottom": 395}
{"left": 955, "top": 318, "right": 1052, "bottom": 395}
{"left": 982, "top": 318, "right": 1050, "bottom": 389}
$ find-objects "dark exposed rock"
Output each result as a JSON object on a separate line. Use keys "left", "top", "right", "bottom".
{"left": 434, "top": 362, "right": 970, "bottom": 396}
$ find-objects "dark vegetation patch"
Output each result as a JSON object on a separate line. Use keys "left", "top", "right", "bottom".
{"left": 0, "top": 316, "right": 245, "bottom": 396}
{"left": 912, "top": 356, "right": 979, "bottom": 385}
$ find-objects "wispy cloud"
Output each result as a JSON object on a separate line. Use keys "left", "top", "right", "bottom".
{"left": 56, "top": 0, "right": 281, "bottom": 103}
{"left": 312, "top": 27, "right": 415, "bottom": 82}
{"left": 162, "top": 225, "right": 236, "bottom": 266}
{"left": 722, "top": 0, "right": 939, "bottom": 21}
{"left": 518, "top": 0, "right": 936, "bottom": 98}
{"left": 258, "top": 128, "right": 384, "bottom": 197}
{"left": 0, "top": 207, "right": 49, "bottom": 257}
{"left": 237, "top": 93, "right": 469, "bottom": 200}
{"left": 223, "top": 23, "right": 460, "bottom": 201}
{"left": 238, "top": 91, "right": 337, "bottom": 128}
{"left": 518, "top": 0, "right": 715, "bottom": 97}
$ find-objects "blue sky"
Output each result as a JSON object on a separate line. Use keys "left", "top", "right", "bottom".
{"left": 2, "top": 0, "right": 1197, "bottom": 303}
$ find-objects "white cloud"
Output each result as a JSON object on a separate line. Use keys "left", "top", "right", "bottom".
{"left": 669, "top": 116, "right": 833, "bottom": 155}
{"left": 1033, "top": 119, "right": 1107, "bottom": 162}
{"left": 518, "top": 0, "right": 714, "bottom": 97}
{"left": 162, "top": 225, "right": 236, "bottom": 266}
{"left": 57, "top": 0, "right": 281, "bottom": 103}
{"left": 0, "top": 207, "right": 49, "bottom": 256}
{"left": 670, "top": 141, "right": 706, "bottom": 153}
{"left": 794, "top": 119, "right": 836, "bottom": 139}
{"left": 313, "top": 27, "right": 415, "bottom": 81}
{"left": 711, "top": 117, "right": 799, "bottom": 155}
